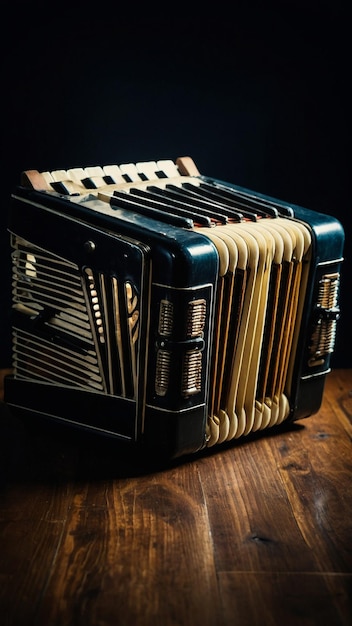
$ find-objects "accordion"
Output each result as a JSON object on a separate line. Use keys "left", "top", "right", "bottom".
{"left": 4, "top": 157, "right": 344, "bottom": 458}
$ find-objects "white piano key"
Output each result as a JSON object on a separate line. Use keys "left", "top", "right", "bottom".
{"left": 50, "top": 169, "right": 69, "bottom": 182}
{"left": 58, "top": 180, "right": 87, "bottom": 195}
{"left": 41, "top": 171, "right": 55, "bottom": 184}
{"left": 157, "top": 159, "right": 181, "bottom": 178}
{"left": 67, "top": 167, "right": 87, "bottom": 182}
{"left": 119, "top": 163, "right": 142, "bottom": 182}
{"left": 103, "top": 165, "right": 125, "bottom": 184}
{"left": 135, "top": 161, "right": 160, "bottom": 180}
{"left": 85, "top": 176, "right": 108, "bottom": 189}
{"left": 84, "top": 166, "right": 105, "bottom": 178}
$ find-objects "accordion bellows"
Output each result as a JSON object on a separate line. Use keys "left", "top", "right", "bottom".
{"left": 5, "top": 157, "right": 344, "bottom": 458}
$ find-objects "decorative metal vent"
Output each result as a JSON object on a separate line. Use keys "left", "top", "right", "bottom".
{"left": 155, "top": 349, "right": 171, "bottom": 396}
{"left": 186, "top": 299, "right": 206, "bottom": 338}
{"left": 158, "top": 299, "right": 174, "bottom": 336}
{"left": 11, "top": 236, "right": 104, "bottom": 391}
{"left": 11, "top": 236, "right": 140, "bottom": 398}
{"left": 182, "top": 349, "right": 203, "bottom": 396}
{"left": 309, "top": 272, "right": 340, "bottom": 366}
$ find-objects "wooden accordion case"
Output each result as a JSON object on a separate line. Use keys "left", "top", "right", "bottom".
{"left": 4, "top": 157, "right": 345, "bottom": 458}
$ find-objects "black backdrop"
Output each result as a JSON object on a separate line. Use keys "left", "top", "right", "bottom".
{"left": 1, "top": 4, "right": 350, "bottom": 367}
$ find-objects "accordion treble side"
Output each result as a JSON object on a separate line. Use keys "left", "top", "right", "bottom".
{"left": 4, "top": 157, "right": 345, "bottom": 458}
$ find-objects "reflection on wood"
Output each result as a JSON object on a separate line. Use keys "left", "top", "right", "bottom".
{"left": 0, "top": 369, "right": 351, "bottom": 625}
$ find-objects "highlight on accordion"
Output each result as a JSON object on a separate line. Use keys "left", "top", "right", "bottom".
{"left": 4, "top": 157, "right": 344, "bottom": 458}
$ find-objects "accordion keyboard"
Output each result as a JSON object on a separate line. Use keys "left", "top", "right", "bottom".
{"left": 22, "top": 159, "right": 190, "bottom": 196}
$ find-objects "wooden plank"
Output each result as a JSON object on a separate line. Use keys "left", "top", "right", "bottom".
{"left": 218, "top": 572, "right": 352, "bottom": 626}
{"left": 325, "top": 368, "right": 352, "bottom": 435}
{"left": 273, "top": 371, "right": 352, "bottom": 573}
{"left": 196, "top": 436, "right": 320, "bottom": 573}
{"left": 0, "top": 370, "right": 351, "bottom": 625}
{"left": 196, "top": 370, "right": 352, "bottom": 576}
{"left": 34, "top": 465, "right": 222, "bottom": 626}
{"left": 0, "top": 482, "right": 73, "bottom": 626}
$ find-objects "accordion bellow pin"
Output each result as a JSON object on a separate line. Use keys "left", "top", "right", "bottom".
{"left": 4, "top": 157, "right": 344, "bottom": 458}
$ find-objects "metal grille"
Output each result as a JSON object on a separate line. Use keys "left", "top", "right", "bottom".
{"left": 308, "top": 272, "right": 340, "bottom": 365}
{"left": 11, "top": 237, "right": 105, "bottom": 391}
{"left": 10, "top": 236, "right": 140, "bottom": 398}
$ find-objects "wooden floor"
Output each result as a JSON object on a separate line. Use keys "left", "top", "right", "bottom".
{"left": 0, "top": 369, "right": 351, "bottom": 626}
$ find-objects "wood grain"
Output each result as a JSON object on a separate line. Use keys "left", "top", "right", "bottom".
{"left": 0, "top": 369, "right": 351, "bottom": 625}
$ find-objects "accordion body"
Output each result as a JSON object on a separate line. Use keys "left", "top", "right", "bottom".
{"left": 5, "top": 157, "right": 344, "bottom": 458}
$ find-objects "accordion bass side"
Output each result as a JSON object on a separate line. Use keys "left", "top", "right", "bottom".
{"left": 5, "top": 157, "right": 344, "bottom": 458}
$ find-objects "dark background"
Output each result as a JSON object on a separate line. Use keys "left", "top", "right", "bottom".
{"left": 1, "top": 3, "right": 350, "bottom": 367}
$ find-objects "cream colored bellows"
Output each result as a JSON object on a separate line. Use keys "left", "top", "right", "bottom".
{"left": 200, "top": 218, "right": 311, "bottom": 446}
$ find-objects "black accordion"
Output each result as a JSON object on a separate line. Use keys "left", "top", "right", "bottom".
{"left": 5, "top": 157, "right": 344, "bottom": 458}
